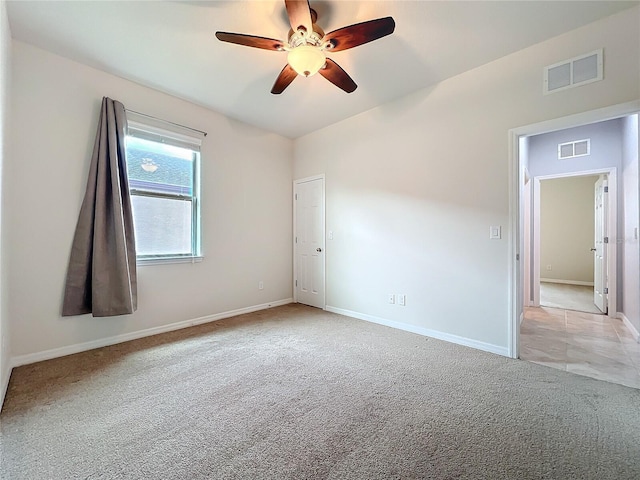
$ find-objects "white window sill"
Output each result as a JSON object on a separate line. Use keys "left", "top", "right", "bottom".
{"left": 136, "top": 256, "right": 203, "bottom": 266}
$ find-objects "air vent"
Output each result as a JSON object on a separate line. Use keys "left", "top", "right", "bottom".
{"left": 544, "top": 49, "right": 603, "bottom": 95}
{"left": 558, "top": 139, "right": 590, "bottom": 159}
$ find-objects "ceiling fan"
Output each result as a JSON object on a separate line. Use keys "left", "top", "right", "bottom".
{"left": 215, "top": 0, "right": 395, "bottom": 94}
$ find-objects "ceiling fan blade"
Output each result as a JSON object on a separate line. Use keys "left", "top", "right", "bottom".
{"left": 271, "top": 64, "right": 298, "bottom": 94}
{"left": 215, "top": 32, "right": 284, "bottom": 51}
{"left": 323, "top": 17, "right": 395, "bottom": 52}
{"left": 319, "top": 58, "right": 357, "bottom": 93}
{"left": 285, "top": 0, "right": 313, "bottom": 33}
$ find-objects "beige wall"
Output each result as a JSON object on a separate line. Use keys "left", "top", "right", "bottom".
{"left": 294, "top": 8, "right": 639, "bottom": 352}
{"left": 540, "top": 176, "right": 598, "bottom": 284}
{"left": 0, "top": 0, "right": 12, "bottom": 403}
{"left": 8, "top": 42, "right": 293, "bottom": 358}
{"left": 4, "top": 6, "right": 640, "bottom": 365}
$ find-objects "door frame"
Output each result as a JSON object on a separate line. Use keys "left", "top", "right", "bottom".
{"left": 293, "top": 174, "right": 326, "bottom": 307}
{"left": 508, "top": 100, "right": 640, "bottom": 359}
{"left": 531, "top": 169, "right": 617, "bottom": 314}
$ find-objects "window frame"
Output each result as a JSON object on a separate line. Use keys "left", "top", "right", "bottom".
{"left": 125, "top": 116, "right": 203, "bottom": 265}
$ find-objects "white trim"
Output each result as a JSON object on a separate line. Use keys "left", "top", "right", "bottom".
{"left": 293, "top": 174, "right": 326, "bottom": 309}
{"left": 295, "top": 174, "right": 326, "bottom": 184}
{"left": 137, "top": 256, "right": 203, "bottom": 266}
{"left": 532, "top": 168, "right": 616, "bottom": 181}
{"left": 507, "top": 128, "right": 519, "bottom": 358}
{"left": 532, "top": 168, "right": 617, "bottom": 318}
{"left": 508, "top": 100, "right": 640, "bottom": 359}
{"left": 10, "top": 299, "right": 293, "bottom": 368}
{"left": 512, "top": 101, "right": 640, "bottom": 137}
{"left": 618, "top": 312, "right": 640, "bottom": 342}
{"left": 326, "top": 306, "right": 509, "bottom": 357}
{"left": 533, "top": 178, "right": 541, "bottom": 307}
{"left": 532, "top": 167, "right": 618, "bottom": 316}
{"left": 523, "top": 165, "right": 532, "bottom": 309}
{"left": 1, "top": 363, "right": 11, "bottom": 411}
{"left": 540, "top": 278, "right": 594, "bottom": 286}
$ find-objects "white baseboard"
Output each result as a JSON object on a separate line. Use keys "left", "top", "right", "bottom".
{"left": 618, "top": 312, "right": 640, "bottom": 342}
{"left": 325, "top": 306, "right": 509, "bottom": 357}
{"left": 540, "top": 278, "right": 594, "bottom": 286}
{"left": 1, "top": 362, "right": 11, "bottom": 412}
{"left": 11, "top": 298, "right": 294, "bottom": 368}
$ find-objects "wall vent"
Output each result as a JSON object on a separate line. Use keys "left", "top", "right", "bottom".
{"left": 558, "top": 139, "right": 590, "bottom": 159}
{"left": 544, "top": 49, "right": 603, "bottom": 94}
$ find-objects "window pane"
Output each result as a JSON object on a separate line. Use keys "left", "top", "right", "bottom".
{"left": 126, "top": 136, "right": 194, "bottom": 196}
{"left": 131, "top": 195, "right": 192, "bottom": 256}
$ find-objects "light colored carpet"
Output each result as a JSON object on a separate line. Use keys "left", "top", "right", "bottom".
{"left": 2, "top": 304, "right": 640, "bottom": 479}
{"left": 540, "top": 281, "right": 603, "bottom": 314}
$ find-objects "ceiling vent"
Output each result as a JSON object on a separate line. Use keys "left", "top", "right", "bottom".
{"left": 558, "top": 139, "right": 590, "bottom": 159}
{"left": 544, "top": 49, "right": 603, "bottom": 95}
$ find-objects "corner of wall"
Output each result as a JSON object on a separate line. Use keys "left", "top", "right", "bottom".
{"left": 0, "top": 0, "right": 13, "bottom": 409}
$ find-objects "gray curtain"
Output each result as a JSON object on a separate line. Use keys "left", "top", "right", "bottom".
{"left": 62, "top": 97, "right": 137, "bottom": 317}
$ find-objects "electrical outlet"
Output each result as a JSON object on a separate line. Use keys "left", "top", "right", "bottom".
{"left": 388, "top": 294, "right": 395, "bottom": 304}
{"left": 398, "top": 294, "right": 406, "bottom": 306}
{"left": 259, "top": 281, "right": 264, "bottom": 290}
{"left": 546, "top": 265, "right": 552, "bottom": 271}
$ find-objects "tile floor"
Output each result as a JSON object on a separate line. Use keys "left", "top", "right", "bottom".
{"left": 520, "top": 306, "right": 640, "bottom": 389}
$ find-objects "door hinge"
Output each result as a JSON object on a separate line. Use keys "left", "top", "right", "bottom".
{"left": 604, "top": 287, "right": 609, "bottom": 294}
{"left": 295, "top": 236, "right": 297, "bottom": 244}
{"left": 604, "top": 236, "right": 609, "bottom": 244}
{"left": 604, "top": 186, "right": 609, "bottom": 193}
{"left": 295, "top": 279, "right": 297, "bottom": 287}
{"left": 516, "top": 253, "right": 520, "bottom": 261}
{"left": 295, "top": 193, "right": 298, "bottom": 200}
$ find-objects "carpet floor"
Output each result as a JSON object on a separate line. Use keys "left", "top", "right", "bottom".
{"left": 2, "top": 304, "right": 640, "bottom": 479}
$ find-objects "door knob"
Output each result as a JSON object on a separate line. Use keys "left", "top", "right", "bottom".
{"left": 316, "top": 248, "right": 322, "bottom": 252}
{"left": 590, "top": 248, "right": 596, "bottom": 252}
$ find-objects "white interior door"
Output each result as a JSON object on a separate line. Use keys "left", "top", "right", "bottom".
{"left": 593, "top": 175, "right": 608, "bottom": 313}
{"left": 294, "top": 177, "right": 325, "bottom": 308}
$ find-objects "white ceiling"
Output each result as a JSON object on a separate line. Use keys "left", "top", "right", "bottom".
{"left": 6, "top": 1, "right": 638, "bottom": 138}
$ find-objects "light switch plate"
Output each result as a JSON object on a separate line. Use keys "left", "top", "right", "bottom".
{"left": 490, "top": 226, "right": 501, "bottom": 239}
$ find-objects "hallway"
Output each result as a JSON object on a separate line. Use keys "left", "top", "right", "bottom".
{"left": 520, "top": 306, "right": 640, "bottom": 389}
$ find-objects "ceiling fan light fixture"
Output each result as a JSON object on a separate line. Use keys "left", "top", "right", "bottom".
{"left": 215, "top": 1, "right": 395, "bottom": 93}
{"left": 287, "top": 45, "right": 326, "bottom": 77}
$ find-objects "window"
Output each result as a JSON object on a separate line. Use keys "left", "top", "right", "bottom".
{"left": 125, "top": 115, "right": 202, "bottom": 264}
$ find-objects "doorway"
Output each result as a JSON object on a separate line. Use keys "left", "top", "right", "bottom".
{"left": 508, "top": 100, "right": 640, "bottom": 358}
{"left": 293, "top": 175, "right": 326, "bottom": 309}
{"left": 509, "top": 103, "right": 640, "bottom": 388}
{"left": 532, "top": 171, "right": 615, "bottom": 316}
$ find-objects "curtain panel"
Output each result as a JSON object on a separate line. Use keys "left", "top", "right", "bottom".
{"left": 62, "top": 97, "right": 137, "bottom": 317}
